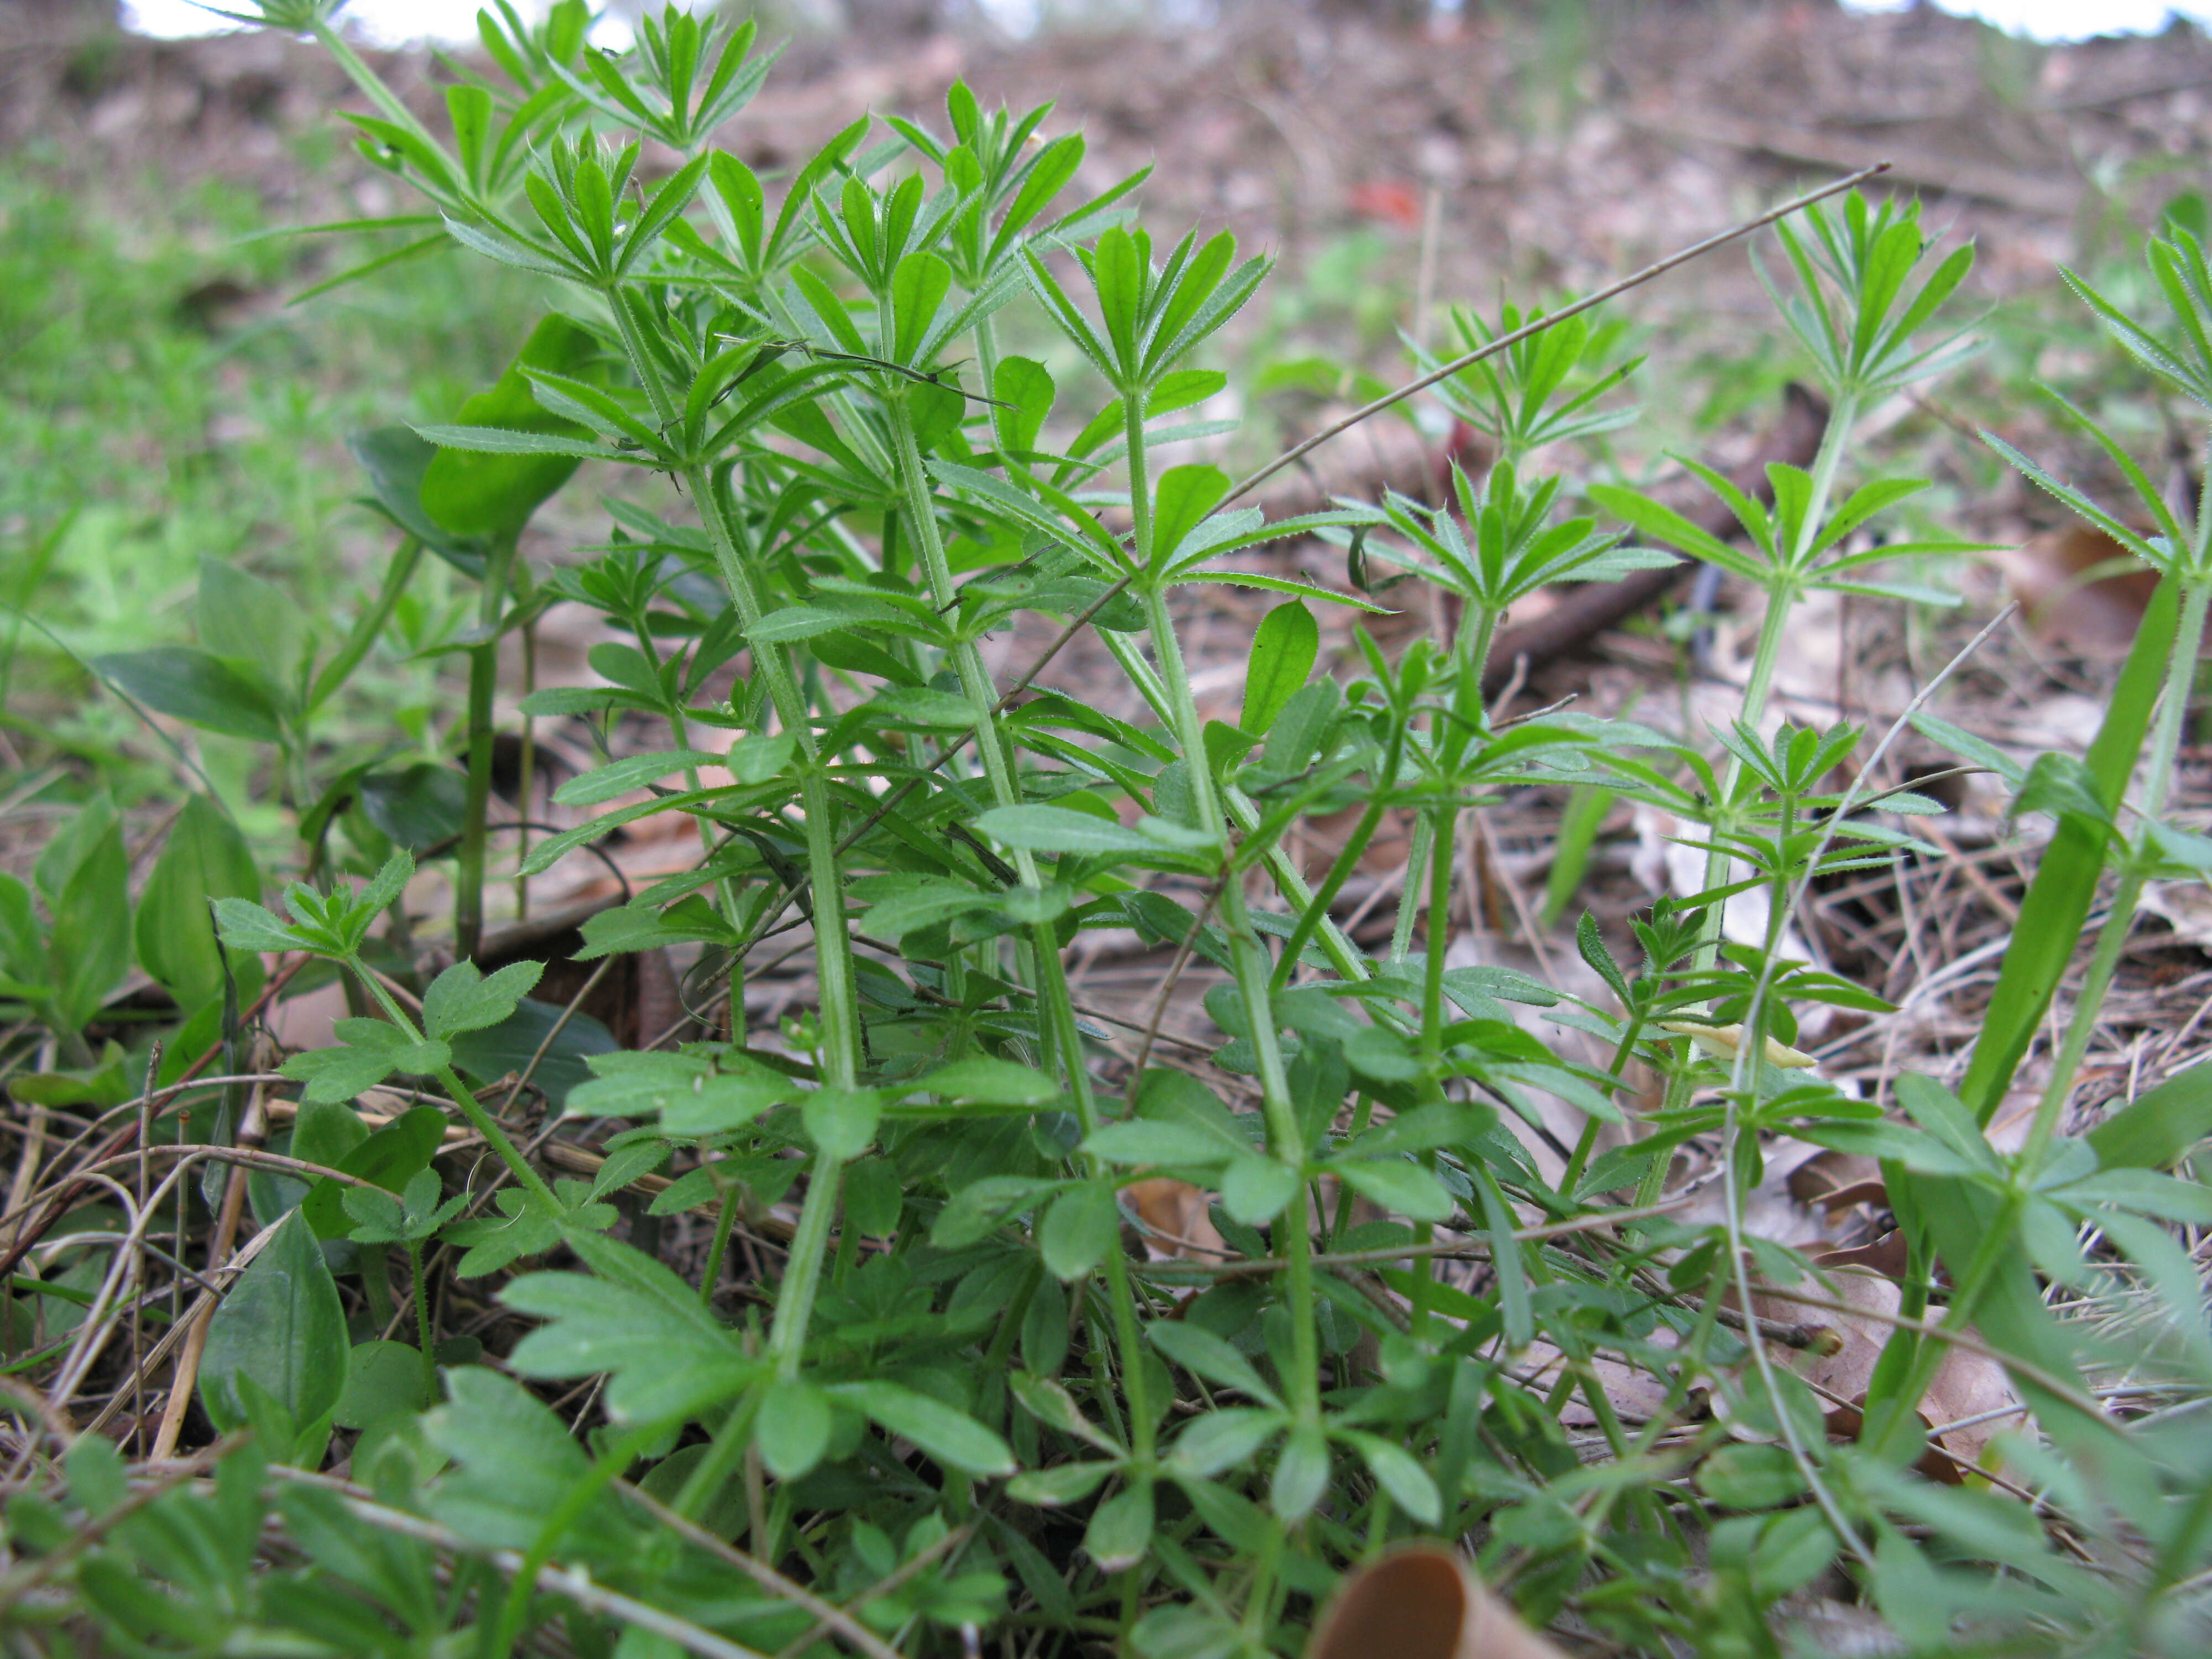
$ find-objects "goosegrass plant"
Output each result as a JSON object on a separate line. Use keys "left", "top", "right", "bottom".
{"left": 7, "top": 6, "right": 2212, "bottom": 1657}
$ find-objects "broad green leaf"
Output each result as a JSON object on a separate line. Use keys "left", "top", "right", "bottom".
{"left": 332, "top": 1340, "right": 431, "bottom": 1431}
{"left": 48, "top": 813, "right": 130, "bottom": 1032}
{"left": 447, "top": 997, "right": 618, "bottom": 1109}
{"left": 200, "top": 1211, "right": 349, "bottom": 1439}
{"left": 92, "top": 646, "right": 281, "bottom": 743}
{"left": 421, "top": 314, "right": 597, "bottom": 541}
{"left": 1240, "top": 599, "right": 1317, "bottom": 737}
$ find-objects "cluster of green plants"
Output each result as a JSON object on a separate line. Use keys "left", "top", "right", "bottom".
{"left": 5, "top": 4, "right": 2212, "bottom": 1656}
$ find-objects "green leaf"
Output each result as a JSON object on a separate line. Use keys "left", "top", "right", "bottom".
{"left": 1334, "top": 1157, "right": 1455, "bottom": 1223}
{"left": 420, "top": 314, "right": 597, "bottom": 541}
{"left": 1149, "top": 463, "right": 1230, "bottom": 568}
{"left": 1168, "top": 1407, "right": 1286, "bottom": 1477}
{"left": 48, "top": 813, "right": 130, "bottom": 1032}
{"left": 422, "top": 1368, "right": 600, "bottom": 1552}
{"left": 1083, "top": 1120, "right": 1229, "bottom": 1168}
{"left": 1008, "top": 1460, "right": 1116, "bottom": 1507}
{"left": 831, "top": 1379, "right": 1016, "bottom": 1477}
{"left": 281, "top": 1020, "right": 451, "bottom": 1105}
{"left": 757, "top": 1376, "right": 833, "bottom": 1480}
{"left": 804, "top": 1087, "right": 883, "bottom": 1161}
{"left": 447, "top": 998, "right": 618, "bottom": 1110}
{"left": 1219, "top": 1156, "right": 1300, "bottom": 1227}
{"left": 199, "top": 1211, "right": 349, "bottom": 1439}
{"left": 1239, "top": 599, "right": 1317, "bottom": 737}
{"left": 332, "top": 1339, "right": 431, "bottom": 1431}
{"left": 2088, "top": 1061, "right": 2212, "bottom": 1170}
{"left": 92, "top": 646, "right": 280, "bottom": 743}
{"left": 1040, "top": 1182, "right": 1119, "bottom": 1281}
{"left": 355, "top": 764, "right": 469, "bottom": 854}
{"left": 349, "top": 425, "right": 474, "bottom": 564}
{"left": 1338, "top": 1429, "right": 1441, "bottom": 1525}
{"left": 1083, "top": 1482, "right": 1153, "bottom": 1573}
{"left": 211, "top": 896, "right": 305, "bottom": 956}
{"left": 301, "top": 1108, "right": 448, "bottom": 1240}
{"left": 1270, "top": 1421, "right": 1330, "bottom": 1521}
{"left": 552, "top": 750, "right": 724, "bottom": 807}
{"left": 973, "top": 805, "right": 1168, "bottom": 858}
{"left": 1698, "top": 1443, "right": 1808, "bottom": 1509}
{"left": 504, "top": 1233, "right": 755, "bottom": 1423}
{"left": 890, "top": 249, "right": 953, "bottom": 367}
{"left": 445, "top": 1187, "right": 565, "bottom": 1279}
{"left": 1148, "top": 1321, "right": 1282, "bottom": 1407}
{"left": 420, "top": 959, "right": 547, "bottom": 1042}
{"left": 1961, "top": 575, "right": 2176, "bottom": 1123}
{"left": 905, "top": 1055, "right": 1062, "bottom": 1107}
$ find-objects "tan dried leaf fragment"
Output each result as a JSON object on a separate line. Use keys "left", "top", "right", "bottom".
{"left": 1310, "top": 1546, "right": 1568, "bottom": 1659}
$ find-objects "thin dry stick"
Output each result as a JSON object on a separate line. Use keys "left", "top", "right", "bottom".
{"left": 0, "top": 953, "right": 305, "bottom": 1284}
{"left": 1130, "top": 877, "right": 1229, "bottom": 1080}
{"left": 149, "top": 1094, "right": 264, "bottom": 1460}
{"left": 1222, "top": 163, "right": 1892, "bottom": 510}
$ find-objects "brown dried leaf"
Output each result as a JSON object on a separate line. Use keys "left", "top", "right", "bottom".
{"left": 1993, "top": 524, "right": 2160, "bottom": 658}
{"left": 1310, "top": 1546, "right": 1567, "bottom": 1659}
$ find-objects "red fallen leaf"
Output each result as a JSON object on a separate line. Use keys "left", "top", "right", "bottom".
{"left": 1349, "top": 179, "right": 1424, "bottom": 228}
{"left": 1311, "top": 1545, "right": 1567, "bottom": 1659}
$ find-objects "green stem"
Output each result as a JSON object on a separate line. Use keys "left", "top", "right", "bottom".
{"left": 455, "top": 531, "right": 518, "bottom": 964}
{"left": 767, "top": 1157, "right": 843, "bottom": 1381}
{"left": 889, "top": 387, "right": 1149, "bottom": 1452}
{"left": 356, "top": 968, "right": 558, "bottom": 1211}
{"left": 701, "top": 1178, "right": 740, "bottom": 1307}
{"left": 1138, "top": 578, "right": 1319, "bottom": 1422}
{"left": 309, "top": 20, "right": 453, "bottom": 170}
{"left": 307, "top": 535, "right": 421, "bottom": 716}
